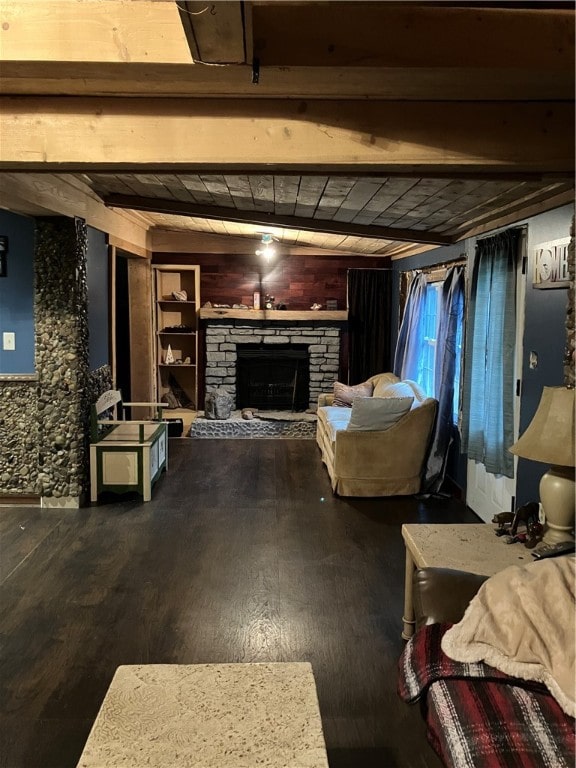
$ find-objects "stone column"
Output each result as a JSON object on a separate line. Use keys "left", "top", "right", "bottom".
{"left": 564, "top": 216, "right": 575, "bottom": 388}
{"left": 35, "top": 217, "right": 90, "bottom": 506}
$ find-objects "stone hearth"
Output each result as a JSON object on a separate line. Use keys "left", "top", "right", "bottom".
{"left": 204, "top": 318, "right": 343, "bottom": 408}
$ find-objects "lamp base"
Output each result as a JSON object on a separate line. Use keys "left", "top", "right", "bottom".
{"left": 540, "top": 466, "right": 575, "bottom": 545}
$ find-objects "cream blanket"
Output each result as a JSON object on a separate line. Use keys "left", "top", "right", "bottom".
{"left": 442, "top": 555, "right": 576, "bottom": 717}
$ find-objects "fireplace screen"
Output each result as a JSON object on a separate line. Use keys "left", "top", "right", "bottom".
{"left": 236, "top": 344, "right": 310, "bottom": 411}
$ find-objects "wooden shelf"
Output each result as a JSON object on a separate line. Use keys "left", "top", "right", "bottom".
{"left": 199, "top": 309, "right": 348, "bottom": 322}
{"left": 157, "top": 300, "right": 197, "bottom": 305}
{"left": 154, "top": 265, "right": 200, "bottom": 410}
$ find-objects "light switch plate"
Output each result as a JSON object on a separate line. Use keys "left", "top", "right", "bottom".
{"left": 2, "top": 332, "right": 15, "bottom": 350}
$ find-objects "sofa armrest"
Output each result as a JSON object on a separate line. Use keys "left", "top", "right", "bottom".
{"left": 318, "top": 393, "right": 335, "bottom": 407}
{"left": 413, "top": 568, "right": 488, "bottom": 630}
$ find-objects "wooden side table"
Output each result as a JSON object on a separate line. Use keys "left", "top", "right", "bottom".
{"left": 401, "top": 523, "right": 531, "bottom": 640}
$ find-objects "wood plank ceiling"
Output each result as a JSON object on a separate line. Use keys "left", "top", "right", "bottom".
{"left": 0, "top": 1, "right": 574, "bottom": 259}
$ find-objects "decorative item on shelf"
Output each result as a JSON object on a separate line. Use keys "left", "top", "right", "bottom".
{"left": 164, "top": 344, "right": 175, "bottom": 364}
{"left": 253, "top": 291, "right": 261, "bottom": 310}
{"left": 172, "top": 289, "right": 188, "bottom": 301}
{"left": 232, "top": 304, "right": 249, "bottom": 309}
{"left": 202, "top": 301, "right": 213, "bottom": 308}
{"left": 277, "top": 302, "right": 287, "bottom": 310}
{"left": 264, "top": 294, "right": 275, "bottom": 309}
{"left": 326, "top": 299, "right": 338, "bottom": 311}
{"left": 310, "top": 303, "right": 322, "bottom": 310}
{"left": 509, "top": 386, "right": 575, "bottom": 545}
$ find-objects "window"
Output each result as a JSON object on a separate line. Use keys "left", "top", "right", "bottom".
{"left": 419, "top": 282, "right": 441, "bottom": 399}
{"left": 407, "top": 279, "right": 463, "bottom": 425}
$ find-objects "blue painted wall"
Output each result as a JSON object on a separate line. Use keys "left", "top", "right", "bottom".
{"left": 86, "top": 226, "right": 109, "bottom": 371}
{"left": 0, "top": 210, "right": 35, "bottom": 374}
{"left": 516, "top": 205, "right": 573, "bottom": 505}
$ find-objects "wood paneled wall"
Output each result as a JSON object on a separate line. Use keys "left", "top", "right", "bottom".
{"left": 152, "top": 252, "right": 390, "bottom": 310}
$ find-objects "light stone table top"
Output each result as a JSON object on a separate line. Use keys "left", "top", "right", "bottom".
{"left": 402, "top": 523, "right": 531, "bottom": 574}
{"left": 76, "top": 662, "right": 329, "bottom": 768}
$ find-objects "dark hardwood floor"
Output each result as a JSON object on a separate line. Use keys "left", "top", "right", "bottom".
{"left": 0, "top": 438, "right": 480, "bottom": 768}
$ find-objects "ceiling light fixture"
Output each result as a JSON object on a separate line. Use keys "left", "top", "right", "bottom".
{"left": 255, "top": 233, "right": 276, "bottom": 261}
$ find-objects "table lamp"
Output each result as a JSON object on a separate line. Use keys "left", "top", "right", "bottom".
{"left": 509, "top": 386, "right": 575, "bottom": 545}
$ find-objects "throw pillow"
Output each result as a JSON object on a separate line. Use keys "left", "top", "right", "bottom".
{"left": 375, "top": 380, "right": 417, "bottom": 401}
{"left": 441, "top": 556, "right": 576, "bottom": 717}
{"left": 333, "top": 380, "right": 373, "bottom": 407}
{"left": 346, "top": 396, "right": 414, "bottom": 431}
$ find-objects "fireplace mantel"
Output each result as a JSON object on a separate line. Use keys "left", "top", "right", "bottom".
{"left": 200, "top": 309, "right": 347, "bottom": 322}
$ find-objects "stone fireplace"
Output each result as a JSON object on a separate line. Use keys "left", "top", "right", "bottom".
{"left": 203, "top": 313, "right": 344, "bottom": 409}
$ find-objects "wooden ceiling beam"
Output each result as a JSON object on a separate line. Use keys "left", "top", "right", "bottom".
{"left": 252, "top": 4, "right": 574, "bottom": 71}
{"left": 0, "top": 98, "right": 573, "bottom": 174}
{"left": 177, "top": 1, "right": 250, "bottom": 65}
{"left": 0, "top": 173, "right": 150, "bottom": 256}
{"left": 1, "top": 62, "right": 572, "bottom": 101}
{"left": 2, "top": 1, "right": 571, "bottom": 73}
{"left": 103, "top": 194, "right": 452, "bottom": 246}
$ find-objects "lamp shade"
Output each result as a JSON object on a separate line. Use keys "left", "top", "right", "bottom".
{"left": 509, "top": 386, "right": 575, "bottom": 467}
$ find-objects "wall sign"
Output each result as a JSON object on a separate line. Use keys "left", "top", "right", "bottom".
{"left": 533, "top": 237, "right": 570, "bottom": 289}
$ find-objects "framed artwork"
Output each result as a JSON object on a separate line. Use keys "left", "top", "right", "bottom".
{"left": 533, "top": 237, "right": 570, "bottom": 289}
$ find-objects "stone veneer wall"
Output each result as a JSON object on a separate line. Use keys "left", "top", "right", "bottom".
{"left": 565, "top": 216, "right": 575, "bottom": 388}
{"left": 204, "top": 321, "right": 342, "bottom": 407}
{"left": 0, "top": 380, "right": 39, "bottom": 494}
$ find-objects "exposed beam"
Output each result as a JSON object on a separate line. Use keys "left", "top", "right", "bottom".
{"left": 1, "top": 62, "right": 572, "bottom": 101}
{"left": 103, "top": 194, "right": 453, "bottom": 246}
{"left": 0, "top": 98, "right": 573, "bottom": 173}
{"left": 0, "top": 173, "right": 150, "bottom": 256}
{"left": 2, "top": 1, "right": 571, "bottom": 73}
{"left": 0, "top": 0, "right": 191, "bottom": 63}
{"left": 252, "top": 4, "right": 574, "bottom": 70}
{"left": 177, "top": 1, "right": 249, "bottom": 64}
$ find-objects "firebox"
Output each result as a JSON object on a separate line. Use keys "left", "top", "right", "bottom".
{"left": 236, "top": 344, "right": 309, "bottom": 411}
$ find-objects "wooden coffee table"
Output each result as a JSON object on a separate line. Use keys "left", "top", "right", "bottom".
{"left": 401, "top": 523, "right": 532, "bottom": 639}
{"left": 76, "top": 662, "right": 328, "bottom": 768}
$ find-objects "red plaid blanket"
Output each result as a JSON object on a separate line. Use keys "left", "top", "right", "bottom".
{"left": 399, "top": 623, "right": 575, "bottom": 768}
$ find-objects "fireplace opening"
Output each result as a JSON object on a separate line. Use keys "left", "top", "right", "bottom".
{"left": 236, "top": 344, "right": 310, "bottom": 410}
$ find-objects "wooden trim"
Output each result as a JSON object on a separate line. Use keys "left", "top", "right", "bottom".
{"left": 108, "top": 234, "right": 149, "bottom": 259}
{"left": 200, "top": 309, "right": 348, "bottom": 322}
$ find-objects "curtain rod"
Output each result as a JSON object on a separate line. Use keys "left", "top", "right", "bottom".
{"left": 400, "top": 256, "right": 466, "bottom": 275}
{"left": 475, "top": 223, "right": 528, "bottom": 243}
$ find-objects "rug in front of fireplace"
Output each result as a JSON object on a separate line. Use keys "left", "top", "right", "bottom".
{"left": 188, "top": 410, "right": 317, "bottom": 439}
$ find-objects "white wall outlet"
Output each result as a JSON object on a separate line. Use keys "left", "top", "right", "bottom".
{"left": 2, "top": 332, "right": 15, "bottom": 351}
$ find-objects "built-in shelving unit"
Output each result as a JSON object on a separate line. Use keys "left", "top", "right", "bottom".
{"left": 153, "top": 265, "right": 200, "bottom": 420}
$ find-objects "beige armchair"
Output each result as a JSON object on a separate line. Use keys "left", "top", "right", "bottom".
{"left": 316, "top": 373, "right": 437, "bottom": 496}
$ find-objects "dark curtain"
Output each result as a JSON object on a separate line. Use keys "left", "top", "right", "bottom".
{"left": 347, "top": 269, "right": 392, "bottom": 384}
{"left": 461, "top": 229, "right": 520, "bottom": 478}
{"left": 423, "top": 265, "right": 465, "bottom": 492}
